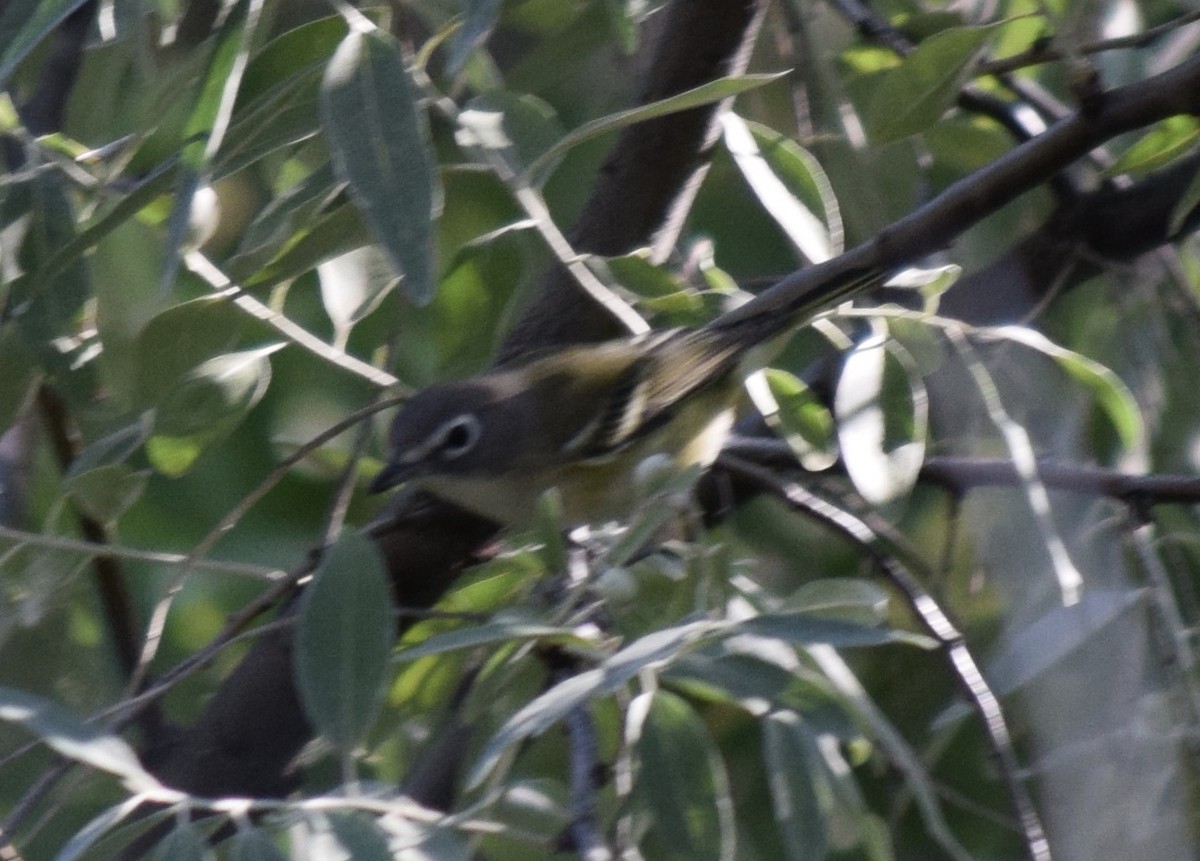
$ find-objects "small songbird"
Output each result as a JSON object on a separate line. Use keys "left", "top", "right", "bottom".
{"left": 370, "top": 266, "right": 881, "bottom": 526}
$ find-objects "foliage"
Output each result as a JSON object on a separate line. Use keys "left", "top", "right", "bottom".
{"left": 1, "top": 1, "right": 1200, "bottom": 860}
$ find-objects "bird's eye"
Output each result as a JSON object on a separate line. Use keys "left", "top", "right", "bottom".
{"left": 436, "top": 414, "right": 481, "bottom": 459}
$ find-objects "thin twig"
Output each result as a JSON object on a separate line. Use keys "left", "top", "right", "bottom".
{"left": 411, "top": 71, "right": 650, "bottom": 340}
{"left": 0, "top": 525, "right": 285, "bottom": 580}
{"left": 716, "top": 454, "right": 1053, "bottom": 861}
{"left": 978, "top": 9, "right": 1200, "bottom": 77}
{"left": 563, "top": 703, "right": 613, "bottom": 861}
{"left": 184, "top": 250, "right": 401, "bottom": 390}
{"left": 124, "top": 395, "right": 405, "bottom": 702}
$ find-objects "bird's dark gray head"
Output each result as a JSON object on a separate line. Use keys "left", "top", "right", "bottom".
{"left": 370, "top": 378, "right": 524, "bottom": 493}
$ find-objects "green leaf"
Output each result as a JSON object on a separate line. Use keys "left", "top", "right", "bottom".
{"left": 321, "top": 29, "right": 442, "bottom": 303}
{"left": 240, "top": 200, "right": 372, "bottom": 293}
{"left": 317, "top": 246, "right": 400, "bottom": 345}
{"left": 230, "top": 162, "right": 343, "bottom": 275}
{"left": 448, "top": 0, "right": 506, "bottom": 75}
{"left": 525, "top": 72, "right": 787, "bottom": 183}
{"left": 67, "top": 418, "right": 152, "bottom": 478}
{"left": 229, "top": 828, "right": 287, "bottom": 861}
{"left": 65, "top": 464, "right": 149, "bottom": 525}
{"left": 0, "top": 686, "right": 157, "bottom": 789}
{"left": 27, "top": 160, "right": 178, "bottom": 294}
{"left": 789, "top": 579, "right": 890, "bottom": 625}
{"left": 460, "top": 90, "right": 564, "bottom": 171}
{"left": 632, "top": 691, "right": 732, "bottom": 861}
{"left": 55, "top": 797, "right": 159, "bottom": 861}
{"left": 391, "top": 225, "right": 527, "bottom": 383}
{"left": 983, "top": 325, "right": 1146, "bottom": 457}
{"left": 885, "top": 264, "right": 962, "bottom": 314}
{"left": 294, "top": 531, "right": 395, "bottom": 750}
{"left": 1168, "top": 162, "right": 1200, "bottom": 238}
{"left": 1108, "top": 115, "right": 1200, "bottom": 177}
{"left": 722, "top": 112, "right": 834, "bottom": 263}
{"left": 0, "top": 0, "right": 91, "bottom": 86}
{"left": 0, "top": 326, "right": 38, "bottom": 430}
{"left": 9, "top": 171, "right": 89, "bottom": 345}
{"left": 468, "top": 619, "right": 723, "bottom": 787}
{"left": 604, "top": 251, "right": 703, "bottom": 320}
{"left": 835, "top": 335, "right": 929, "bottom": 505}
{"left": 985, "top": 590, "right": 1144, "bottom": 699}
{"left": 216, "top": 16, "right": 348, "bottom": 177}
{"left": 148, "top": 345, "right": 281, "bottom": 477}
{"left": 150, "top": 822, "right": 211, "bottom": 861}
{"left": 866, "top": 24, "right": 996, "bottom": 143}
{"left": 134, "top": 296, "right": 247, "bottom": 407}
{"left": 327, "top": 812, "right": 392, "bottom": 861}
{"left": 763, "top": 711, "right": 829, "bottom": 860}
{"left": 758, "top": 367, "right": 837, "bottom": 471}
{"left": 394, "top": 619, "right": 582, "bottom": 664}
{"left": 735, "top": 613, "right": 933, "bottom": 650}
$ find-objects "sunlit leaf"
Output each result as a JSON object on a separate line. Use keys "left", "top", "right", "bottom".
{"left": 1108, "top": 115, "right": 1200, "bottom": 177}
{"left": 836, "top": 334, "right": 928, "bottom": 505}
{"left": 983, "top": 325, "right": 1146, "bottom": 459}
{"left": 721, "top": 112, "right": 834, "bottom": 263}
{"left": 461, "top": 90, "right": 564, "bottom": 172}
{"left": 394, "top": 619, "right": 583, "bottom": 664}
{"left": 295, "top": 531, "right": 395, "bottom": 750}
{"left": 317, "top": 245, "right": 400, "bottom": 346}
{"left": 753, "top": 367, "right": 838, "bottom": 471}
{"left": 148, "top": 345, "right": 281, "bottom": 477}
{"left": 0, "top": 686, "right": 159, "bottom": 790}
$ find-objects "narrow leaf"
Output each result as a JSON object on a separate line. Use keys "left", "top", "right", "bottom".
{"left": 721, "top": 112, "right": 833, "bottom": 263}
{"left": 294, "top": 531, "right": 395, "bottom": 750}
{"left": 150, "top": 822, "right": 211, "bottom": 861}
{"left": 866, "top": 24, "right": 997, "bottom": 143}
{"left": 0, "top": 0, "right": 91, "bottom": 86}
{"left": 836, "top": 334, "right": 928, "bottom": 505}
{"left": 753, "top": 368, "right": 837, "bottom": 471}
{"left": 448, "top": 0, "right": 505, "bottom": 75}
{"left": 229, "top": 827, "right": 287, "bottom": 861}
{"left": 983, "top": 325, "right": 1146, "bottom": 460}
{"left": 468, "top": 620, "right": 722, "bottom": 787}
{"left": 394, "top": 620, "right": 581, "bottom": 664}
{"left": 633, "top": 691, "right": 733, "bottom": 861}
{"left": 526, "top": 73, "right": 786, "bottom": 183}
{"left": 763, "top": 711, "right": 829, "bottom": 860}
{"left": 148, "top": 345, "right": 281, "bottom": 477}
{"left": 321, "top": 29, "right": 441, "bottom": 303}
{"left": 0, "top": 686, "right": 158, "bottom": 789}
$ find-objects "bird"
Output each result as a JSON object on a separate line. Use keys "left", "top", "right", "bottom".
{"left": 370, "top": 265, "right": 882, "bottom": 527}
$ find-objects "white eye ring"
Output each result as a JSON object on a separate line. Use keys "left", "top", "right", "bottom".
{"left": 436, "top": 414, "right": 482, "bottom": 459}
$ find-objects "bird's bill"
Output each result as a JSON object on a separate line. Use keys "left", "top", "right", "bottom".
{"left": 369, "top": 460, "right": 416, "bottom": 494}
